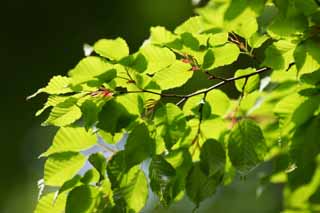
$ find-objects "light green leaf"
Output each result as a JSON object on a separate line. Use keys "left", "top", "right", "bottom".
{"left": 149, "top": 155, "right": 177, "bottom": 206}
{"left": 152, "top": 60, "right": 192, "bottom": 90}
{"left": 94, "top": 38, "right": 129, "bottom": 61}
{"left": 140, "top": 44, "right": 176, "bottom": 74}
{"left": 28, "top": 75, "right": 72, "bottom": 99}
{"left": 81, "top": 169, "right": 100, "bottom": 184}
{"left": 43, "top": 97, "right": 82, "bottom": 127}
{"left": 206, "top": 89, "right": 230, "bottom": 116}
{"left": 68, "top": 56, "right": 113, "bottom": 84}
{"left": 273, "top": 93, "right": 320, "bottom": 129}
{"left": 234, "top": 68, "right": 260, "bottom": 93}
{"left": 294, "top": 39, "right": 320, "bottom": 75}
{"left": 263, "top": 40, "right": 296, "bottom": 71}
{"left": 228, "top": 119, "right": 267, "bottom": 174}
{"left": 66, "top": 185, "right": 104, "bottom": 213}
{"left": 175, "top": 16, "right": 212, "bottom": 34}
{"left": 223, "top": 0, "right": 261, "bottom": 39}
{"left": 208, "top": 32, "right": 229, "bottom": 47}
{"left": 154, "top": 103, "right": 187, "bottom": 149}
{"left": 248, "top": 32, "right": 269, "bottom": 49}
{"left": 34, "top": 192, "right": 67, "bottom": 213}
{"left": 150, "top": 26, "right": 177, "bottom": 45}
{"left": 44, "top": 152, "right": 87, "bottom": 186}
{"left": 267, "top": 1, "right": 308, "bottom": 39}
{"left": 41, "top": 126, "right": 97, "bottom": 157}
{"left": 36, "top": 95, "right": 70, "bottom": 116}
{"left": 204, "top": 43, "right": 240, "bottom": 70}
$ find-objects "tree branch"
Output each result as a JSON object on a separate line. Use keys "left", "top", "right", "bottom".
{"left": 121, "top": 67, "right": 271, "bottom": 106}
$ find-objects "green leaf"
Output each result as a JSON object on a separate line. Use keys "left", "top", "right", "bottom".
{"left": 200, "top": 139, "right": 226, "bottom": 177}
{"left": 206, "top": 89, "right": 230, "bottom": 116}
{"left": 263, "top": 40, "right": 296, "bottom": 71}
{"left": 152, "top": 60, "right": 192, "bottom": 90}
{"left": 267, "top": 1, "right": 308, "bottom": 39}
{"left": 140, "top": 44, "right": 176, "bottom": 74}
{"left": 66, "top": 185, "right": 104, "bottom": 213}
{"left": 149, "top": 155, "right": 177, "bottom": 206}
{"left": 124, "top": 123, "right": 153, "bottom": 168}
{"left": 154, "top": 103, "right": 187, "bottom": 149}
{"left": 34, "top": 192, "right": 67, "bottom": 213}
{"left": 41, "top": 126, "right": 97, "bottom": 157}
{"left": 109, "top": 162, "right": 148, "bottom": 212}
{"left": 186, "top": 162, "right": 220, "bottom": 207}
{"left": 81, "top": 97, "right": 109, "bottom": 130}
{"left": 294, "top": 39, "right": 320, "bottom": 75}
{"left": 36, "top": 95, "right": 70, "bottom": 116}
{"left": 44, "top": 152, "right": 87, "bottom": 186}
{"left": 274, "top": 93, "right": 320, "bottom": 130}
{"left": 204, "top": 43, "right": 240, "bottom": 70}
{"left": 164, "top": 149, "right": 192, "bottom": 202}
{"left": 42, "top": 97, "right": 82, "bottom": 127}
{"left": 248, "top": 32, "right": 269, "bottom": 49}
{"left": 97, "top": 99, "right": 138, "bottom": 134}
{"left": 234, "top": 68, "right": 260, "bottom": 93}
{"left": 28, "top": 75, "right": 72, "bottom": 99}
{"left": 289, "top": 117, "right": 320, "bottom": 188}
{"left": 224, "top": 0, "right": 259, "bottom": 39}
{"left": 150, "top": 26, "right": 177, "bottom": 45}
{"left": 94, "top": 38, "right": 129, "bottom": 61}
{"left": 174, "top": 16, "right": 212, "bottom": 34}
{"left": 89, "top": 152, "right": 107, "bottom": 181}
{"left": 68, "top": 56, "right": 113, "bottom": 85}
{"left": 228, "top": 119, "right": 267, "bottom": 174}
{"left": 300, "top": 70, "right": 320, "bottom": 85}
{"left": 208, "top": 32, "right": 229, "bottom": 47}
{"left": 81, "top": 169, "right": 100, "bottom": 184}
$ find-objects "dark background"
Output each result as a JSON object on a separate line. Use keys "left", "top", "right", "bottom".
{"left": 1, "top": 0, "right": 282, "bottom": 212}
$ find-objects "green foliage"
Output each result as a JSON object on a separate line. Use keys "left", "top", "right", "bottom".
{"left": 30, "top": 0, "right": 320, "bottom": 212}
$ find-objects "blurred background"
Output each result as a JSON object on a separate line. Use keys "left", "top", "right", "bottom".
{"left": 1, "top": 0, "right": 282, "bottom": 212}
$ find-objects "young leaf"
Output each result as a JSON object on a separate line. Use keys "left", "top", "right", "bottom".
{"left": 28, "top": 75, "right": 72, "bottom": 99}
{"left": 44, "top": 152, "right": 87, "bottom": 186}
{"left": 68, "top": 56, "right": 113, "bottom": 85}
{"left": 34, "top": 192, "right": 67, "bottom": 213}
{"left": 140, "top": 44, "right": 176, "bottom": 75}
{"left": 152, "top": 60, "right": 192, "bottom": 90}
{"left": 41, "top": 126, "right": 97, "bottom": 157}
{"left": 228, "top": 119, "right": 267, "bottom": 174}
{"left": 94, "top": 38, "right": 129, "bottom": 61}
{"left": 234, "top": 68, "right": 260, "bottom": 93}
{"left": 204, "top": 43, "right": 240, "bottom": 70}
{"left": 42, "top": 97, "right": 82, "bottom": 127}
{"left": 294, "top": 39, "right": 320, "bottom": 75}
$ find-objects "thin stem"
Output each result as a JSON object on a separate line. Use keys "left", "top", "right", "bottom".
{"left": 121, "top": 67, "right": 271, "bottom": 106}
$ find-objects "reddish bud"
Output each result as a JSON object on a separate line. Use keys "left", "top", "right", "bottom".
{"left": 191, "top": 66, "right": 200, "bottom": 71}
{"left": 181, "top": 58, "right": 191, "bottom": 64}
